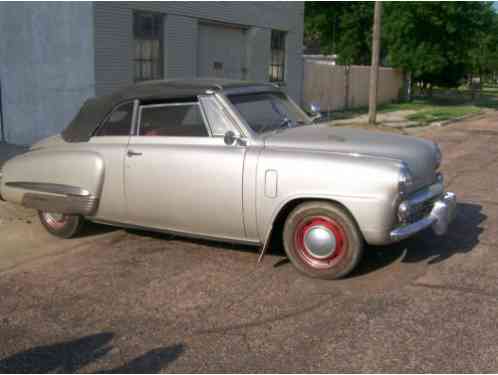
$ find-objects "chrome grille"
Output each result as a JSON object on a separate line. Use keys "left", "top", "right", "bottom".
{"left": 408, "top": 194, "right": 441, "bottom": 223}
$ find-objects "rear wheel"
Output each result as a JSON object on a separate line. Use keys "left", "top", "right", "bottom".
{"left": 38, "top": 211, "right": 84, "bottom": 239}
{"left": 283, "top": 201, "right": 363, "bottom": 279}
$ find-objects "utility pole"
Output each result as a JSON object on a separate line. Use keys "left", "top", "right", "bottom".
{"left": 368, "top": 1, "right": 383, "bottom": 125}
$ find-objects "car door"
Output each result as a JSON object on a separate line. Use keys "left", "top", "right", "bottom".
{"left": 124, "top": 97, "right": 247, "bottom": 241}
{"left": 88, "top": 100, "right": 136, "bottom": 222}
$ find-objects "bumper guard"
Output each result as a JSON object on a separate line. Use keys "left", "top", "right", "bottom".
{"left": 390, "top": 192, "right": 457, "bottom": 241}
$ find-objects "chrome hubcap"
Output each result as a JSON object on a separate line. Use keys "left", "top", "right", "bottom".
{"left": 303, "top": 225, "right": 336, "bottom": 259}
{"left": 46, "top": 213, "right": 64, "bottom": 221}
{"left": 43, "top": 212, "right": 66, "bottom": 229}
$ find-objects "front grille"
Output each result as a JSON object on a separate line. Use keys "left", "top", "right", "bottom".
{"left": 408, "top": 194, "right": 441, "bottom": 223}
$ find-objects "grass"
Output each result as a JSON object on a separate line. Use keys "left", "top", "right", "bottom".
{"left": 324, "top": 90, "right": 498, "bottom": 127}
{"left": 405, "top": 105, "right": 481, "bottom": 124}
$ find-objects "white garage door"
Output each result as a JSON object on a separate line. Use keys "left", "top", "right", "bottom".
{"left": 197, "top": 22, "right": 247, "bottom": 80}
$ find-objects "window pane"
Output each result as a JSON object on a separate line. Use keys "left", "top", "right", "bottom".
{"left": 133, "top": 11, "right": 163, "bottom": 82}
{"left": 139, "top": 104, "right": 208, "bottom": 137}
{"left": 269, "top": 30, "right": 286, "bottom": 82}
{"left": 95, "top": 102, "right": 134, "bottom": 137}
{"left": 199, "top": 96, "right": 232, "bottom": 136}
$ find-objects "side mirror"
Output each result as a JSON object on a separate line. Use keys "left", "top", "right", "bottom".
{"left": 224, "top": 131, "right": 246, "bottom": 146}
{"left": 309, "top": 102, "right": 322, "bottom": 122}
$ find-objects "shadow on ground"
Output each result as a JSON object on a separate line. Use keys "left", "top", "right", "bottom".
{"left": 84, "top": 202, "right": 484, "bottom": 279}
{"left": 0, "top": 333, "right": 185, "bottom": 373}
{"left": 352, "top": 202, "right": 485, "bottom": 277}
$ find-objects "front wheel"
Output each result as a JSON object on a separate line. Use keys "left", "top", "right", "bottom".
{"left": 38, "top": 211, "right": 84, "bottom": 239}
{"left": 283, "top": 201, "right": 364, "bottom": 279}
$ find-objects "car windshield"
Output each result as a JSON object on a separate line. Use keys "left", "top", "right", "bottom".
{"left": 227, "top": 92, "right": 312, "bottom": 134}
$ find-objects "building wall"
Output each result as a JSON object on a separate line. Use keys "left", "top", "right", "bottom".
{"left": 0, "top": 2, "right": 95, "bottom": 145}
{"left": 94, "top": 2, "right": 304, "bottom": 100}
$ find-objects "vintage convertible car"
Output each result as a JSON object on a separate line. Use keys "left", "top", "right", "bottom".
{"left": 0, "top": 79, "right": 456, "bottom": 279}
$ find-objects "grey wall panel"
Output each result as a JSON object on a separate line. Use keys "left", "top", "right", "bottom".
{"left": 245, "top": 28, "right": 271, "bottom": 82}
{"left": 0, "top": 2, "right": 95, "bottom": 145}
{"left": 94, "top": 2, "right": 304, "bottom": 99}
{"left": 283, "top": 30, "right": 304, "bottom": 102}
{"left": 94, "top": 3, "right": 133, "bottom": 96}
{"left": 198, "top": 22, "right": 247, "bottom": 80}
{"left": 164, "top": 15, "right": 197, "bottom": 79}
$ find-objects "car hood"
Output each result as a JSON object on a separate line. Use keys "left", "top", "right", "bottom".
{"left": 263, "top": 124, "right": 438, "bottom": 191}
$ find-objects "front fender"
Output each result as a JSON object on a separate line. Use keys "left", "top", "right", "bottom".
{"left": 256, "top": 148, "right": 402, "bottom": 246}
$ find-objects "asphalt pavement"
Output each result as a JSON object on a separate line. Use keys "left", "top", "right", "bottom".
{"left": 1, "top": 114, "right": 498, "bottom": 372}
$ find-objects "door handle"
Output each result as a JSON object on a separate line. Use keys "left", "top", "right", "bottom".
{"left": 127, "top": 150, "right": 142, "bottom": 157}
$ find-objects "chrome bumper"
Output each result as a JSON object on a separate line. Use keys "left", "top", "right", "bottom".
{"left": 390, "top": 192, "right": 457, "bottom": 241}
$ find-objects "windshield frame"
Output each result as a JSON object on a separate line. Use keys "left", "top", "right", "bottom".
{"left": 221, "top": 89, "right": 313, "bottom": 138}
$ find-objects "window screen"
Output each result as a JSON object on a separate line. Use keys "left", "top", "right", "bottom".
{"left": 94, "top": 102, "right": 134, "bottom": 137}
{"left": 138, "top": 103, "right": 209, "bottom": 137}
{"left": 134, "top": 11, "right": 164, "bottom": 82}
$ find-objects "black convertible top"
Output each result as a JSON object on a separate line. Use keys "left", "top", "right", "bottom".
{"left": 61, "top": 79, "right": 278, "bottom": 142}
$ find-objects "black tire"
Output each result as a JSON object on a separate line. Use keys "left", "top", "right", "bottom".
{"left": 283, "top": 201, "right": 363, "bottom": 279}
{"left": 38, "top": 211, "right": 84, "bottom": 239}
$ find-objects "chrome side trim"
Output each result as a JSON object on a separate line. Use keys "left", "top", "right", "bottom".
{"left": 89, "top": 219, "right": 261, "bottom": 246}
{"left": 5, "top": 182, "right": 91, "bottom": 197}
{"left": 390, "top": 192, "right": 456, "bottom": 241}
{"left": 22, "top": 193, "right": 99, "bottom": 215}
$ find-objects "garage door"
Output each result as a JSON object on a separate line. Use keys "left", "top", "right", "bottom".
{"left": 197, "top": 23, "right": 247, "bottom": 80}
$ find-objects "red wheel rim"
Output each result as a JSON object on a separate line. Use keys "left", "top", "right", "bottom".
{"left": 294, "top": 216, "right": 347, "bottom": 269}
{"left": 42, "top": 212, "right": 67, "bottom": 230}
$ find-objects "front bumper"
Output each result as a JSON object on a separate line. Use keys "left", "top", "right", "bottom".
{"left": 390, "top": 191, "right": 457, "bottom": 242}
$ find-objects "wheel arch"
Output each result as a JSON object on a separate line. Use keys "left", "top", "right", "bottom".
{"left": 262, "top": 196, "right": 364, "bottom": 252}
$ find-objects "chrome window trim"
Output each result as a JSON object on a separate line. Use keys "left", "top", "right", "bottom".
{"left": 215, "top": 92, "right": 255, "bottom": 140}
{"left": 130, "top": 99, "right": 140, "bottom": 136}
{"left": 198, "top": 94, "right": 241, "bottom": 137}
{"left": 92, "top": 100, "right": 136, "bottom": 138}
{"left": 136, "top": 102, "right": 211, "bottom": 137}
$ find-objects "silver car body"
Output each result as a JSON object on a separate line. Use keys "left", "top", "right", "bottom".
{"left": 0, "top": 79, "right": 456, "bottom": 248}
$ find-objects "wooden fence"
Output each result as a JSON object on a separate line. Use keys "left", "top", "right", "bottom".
{"left": 302, "top": 59, "right": 404, "bottom": 112}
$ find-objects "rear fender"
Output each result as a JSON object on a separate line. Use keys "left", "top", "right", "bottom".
{"left": 0, "top": 149, "right": 104, "bottom": 215}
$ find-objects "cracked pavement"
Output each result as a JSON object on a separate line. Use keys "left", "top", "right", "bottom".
{"left": 1, "top": 113, "right": 498, "bottom": 372}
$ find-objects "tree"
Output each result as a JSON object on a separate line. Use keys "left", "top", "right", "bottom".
{"left": 304, "top": 2, "right": 498, "bottom": 92}
{"left": 305, "top": 2, "right": 374, "bottom": 65}
{"left": 469, "top": 9, "right": 498, "bottom": 86}
{"left": 382, "top": 2, "right": 495, "bottom": 90}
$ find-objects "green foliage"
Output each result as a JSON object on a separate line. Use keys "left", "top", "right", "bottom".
{"left": 305, "top": 2, "right": 373, "bottom": 65}
{"left": 304, "top": 2, "right": 498, "bottom": 88}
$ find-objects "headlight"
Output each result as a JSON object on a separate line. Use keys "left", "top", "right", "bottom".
{"left": 397, "top": 201, "right": 412, "bottom": 223}
{"left": 434, "top": 143, "right": 442, "bottom": 169}
{"left": 399, "top": 162, "right": 414, "bottom": 196}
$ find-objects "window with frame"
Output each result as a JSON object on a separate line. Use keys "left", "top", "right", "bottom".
{"left": 138, "top": 103, "right": 209, "bottom": 137}
{"left": 133, "top": 11, "right": 164, "bottom": 82}
{"left": 94, "top": 102, "right": 134, "bottom": 137}
{"left": 269, "top": 30, "right": 286, "bottom": 82}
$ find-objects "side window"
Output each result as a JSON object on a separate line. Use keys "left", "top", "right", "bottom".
{"left": 95, "top": 102, "right": 134, "bottom": 137}
{"left": 199, "top": 95, "right": 233, "bottom": 136}
{"left": 138, "top": 103, "right": 209, "bottom": 137}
